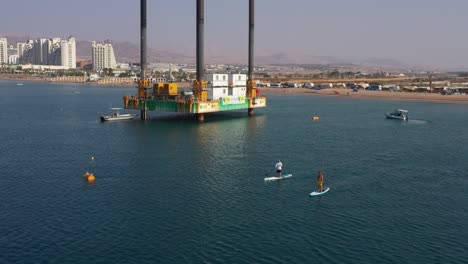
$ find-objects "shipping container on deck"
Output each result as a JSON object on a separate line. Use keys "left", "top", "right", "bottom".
{"left": 229, "top": 74, "right": 247, "bottom": 87}
{"left": 208, "top": 86, "right": 246, "bottom": 100}
{"left": 205, "top": 74, "right": 229, "bottom": 87}
{"left": 209, "top": 87, "right": 228, "bottom": 100}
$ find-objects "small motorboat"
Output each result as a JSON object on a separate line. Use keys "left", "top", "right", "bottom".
{"left": 100, "top": 108, "right": 137, "bottom": 121}
{"left": 385, "top": 109, "right": 408, "bottom": 121}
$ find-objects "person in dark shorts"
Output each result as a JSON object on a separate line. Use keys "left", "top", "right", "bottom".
{"left": 275, "top": 160, "right": 283, "bottom": 177}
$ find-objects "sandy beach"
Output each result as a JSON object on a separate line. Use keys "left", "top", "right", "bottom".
{"left": 2, "top": 74, "right": 468, "bottom": 104}
{"left": 258, "top": 87, "right": 468, "bottom": 104}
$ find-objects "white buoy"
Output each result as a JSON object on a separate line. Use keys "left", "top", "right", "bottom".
{"left": 91, "top": 156, "right": 95, "bottom": 160}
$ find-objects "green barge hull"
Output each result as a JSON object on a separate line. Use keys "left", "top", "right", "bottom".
{"left": 123, "top": 96, "right": 267, "bottom": 114}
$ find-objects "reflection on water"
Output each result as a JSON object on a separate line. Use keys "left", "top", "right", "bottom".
{"left": 194, "top": 113, "right": 267, "bottom": 158}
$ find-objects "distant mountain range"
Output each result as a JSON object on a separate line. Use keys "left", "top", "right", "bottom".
{"left": 81, "top": 40, "right": 411, "bottom": 70}
{"left": 4, "top": 35, "right": 410, "bottom": 69}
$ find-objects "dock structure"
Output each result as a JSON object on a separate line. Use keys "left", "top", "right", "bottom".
{"left": 124, "top": 0, "right": 267, "bottom": 121}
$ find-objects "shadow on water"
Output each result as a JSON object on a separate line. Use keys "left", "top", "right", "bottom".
{"left": 143, "top": 111, "right": 265, "bottom": 123}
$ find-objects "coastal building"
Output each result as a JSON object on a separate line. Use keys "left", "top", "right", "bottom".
{"left": 116, "top": 63, "right": 131, "bottom": 70}
{"left": 148, "top": 63, "right": 180, "bottom": 73}
{"left": 33, "top": 38, "right": 49, "bottom": 65}
{"left": 91, "top": 41, "right": 117, "bottom": 71}
{"left": 0, "top": 38, "right": 7, "bottom": 65}
{"left": 49, "top": 38, "right": 62, "bottom": 66}
{"left": 60, "top": 37, "right": 76, "bottom": 69}
{"left": 8, "top": 55, "right": 18, "bottom": 65}
{"left": 21, "top": 64, "right": 73, "bottom": 71}
{"left": 15, "top": 37, "right": 76, "bottom": 68}
{"left": 8, "top": 45, "right": 18, "bottom": 64}
{"left": 17, "top": 42, "right": 29, "bottom": 64}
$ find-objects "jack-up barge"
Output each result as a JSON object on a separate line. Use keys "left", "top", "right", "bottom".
{"left": 123, "top": 0, "right": 266, "bottom": 122}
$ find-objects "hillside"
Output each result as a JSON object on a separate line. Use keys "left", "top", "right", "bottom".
{"left": 3, "top": 35, "right": 410, "bottom": 70}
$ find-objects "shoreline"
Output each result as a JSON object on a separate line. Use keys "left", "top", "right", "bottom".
{"left": 2, "top": 77, "right": 468, "bottom": 104}
{"left": 0, "top": 75, "right": 136, "bottom": 87}
{"left": 259, "top": 87, "right": 468, "bottom": 104}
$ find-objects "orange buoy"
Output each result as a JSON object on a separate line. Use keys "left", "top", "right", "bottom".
{"left": 313, "top": 116, "right": 320, "bottom": 121}
{"left": 87, "top": 174, "right": 96, "bottom": 182}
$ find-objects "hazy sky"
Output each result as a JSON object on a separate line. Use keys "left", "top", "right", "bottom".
{"left": 2, "top": 0, "right": 468, "bottom": 69}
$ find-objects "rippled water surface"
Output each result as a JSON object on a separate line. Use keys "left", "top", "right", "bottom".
{"left": 1, "top": 81, "right": 467, "bottom": 263}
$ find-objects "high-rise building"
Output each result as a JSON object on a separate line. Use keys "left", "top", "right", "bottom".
{"left": 17, "top": 41, "right": 34, "bottom": 64}
{"left": 33, "top": 38, "right": 49, "bottom": 65}
{"left": 92, "top": 41, "right": 117, "bottom": 71}
{"left": 17, "top": 43, "right": 26, "bottom": 60}
{"left": 14, "top": 37, "right": 76, "bottom": 68}
{"left": 0, "top": 38, "right": 7, "bottom": 65}
{"left": 8, "top": 55, "right": 18, "bottom": 65}
{"left": 49, "top": 38, "right": 62, "bottom": 65}
{"left": 8, "top": 45, "right": 18, "bottom": 64}
{"left": 60, "top": 37, "right": 76, "bottom": 68}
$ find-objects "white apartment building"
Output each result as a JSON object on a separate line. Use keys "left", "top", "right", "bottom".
{"left": 8, "top": 55, "right": 18, "bottom": 64}
{"left": 60, "top": 37, "right": 76, "bottom": 68}
{"left": 8, "top": 45, "right": 18, "bottom": 64}
{"left": 0, "top": 38, "right": 7, "bottom": 65}
{"left": 14, "top": 37, "right": 76, "bottom": 68}
{"left": 92, "top": 41, "right": 117, "bottom": 71}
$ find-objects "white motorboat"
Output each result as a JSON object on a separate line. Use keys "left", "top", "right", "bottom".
{"left": 100, "top": 108, "right": 137, "bottom": 121}
{"left": 385, "top": 109, "right": 408, "bottom": 121}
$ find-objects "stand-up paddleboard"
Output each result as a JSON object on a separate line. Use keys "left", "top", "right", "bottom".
{"left": 310, "top": 187, "right": 330, "bottom": 196}
{"left": 264, "top": 174, "right": 292, "bottom": 181}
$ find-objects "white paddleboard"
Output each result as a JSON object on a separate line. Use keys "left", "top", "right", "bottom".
{"left": 310, "top": 187, "right": 330, "bottom": 196}
{"left": 264, "top": 174, "right": 293, "bottom": 181}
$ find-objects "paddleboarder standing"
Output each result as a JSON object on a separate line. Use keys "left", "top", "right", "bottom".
{"left": 317, "top": 170, "right": 324, "bottom": 192}
{"left": 275, "top": 160, "right": 283, "bottom": 177}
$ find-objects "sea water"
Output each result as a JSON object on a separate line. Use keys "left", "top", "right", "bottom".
{"left": 0, "top": 81, "right": 467, "bottom": 263}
